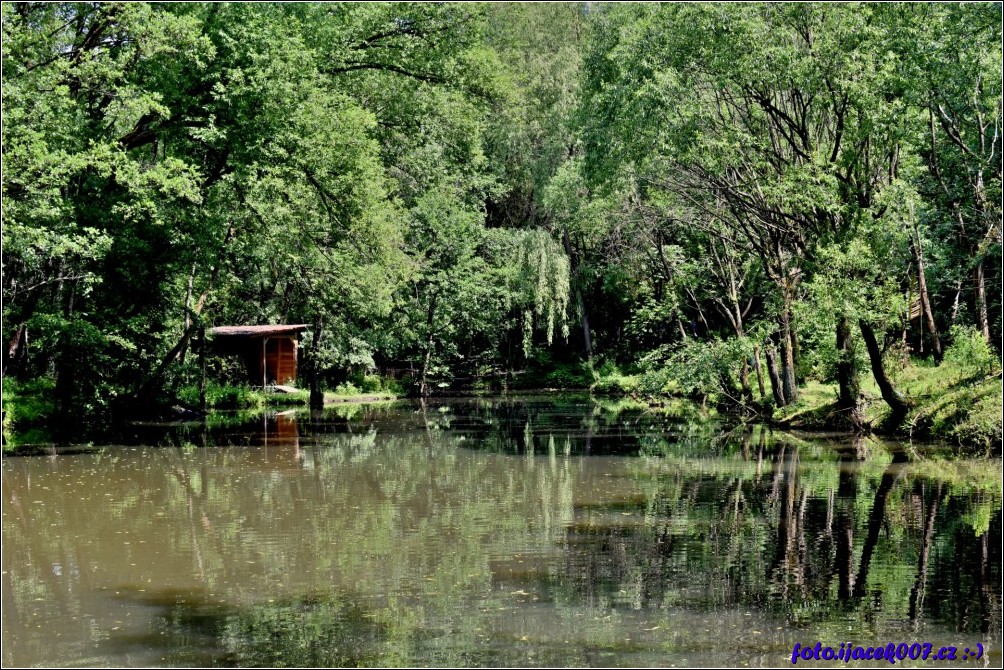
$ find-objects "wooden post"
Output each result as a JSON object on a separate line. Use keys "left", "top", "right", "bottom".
{"left": 262, "top": 337, "right": 268, "bottom": 388}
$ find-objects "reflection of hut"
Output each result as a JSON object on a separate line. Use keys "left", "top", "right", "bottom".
{"left": 209, "top": 324, "right": 309, "bottom": 387}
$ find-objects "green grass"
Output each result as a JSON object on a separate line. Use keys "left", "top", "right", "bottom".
{"left": 178, "top": 382, "right": 310, "bottom": 410}
{"left": 324, "top": 389, "right": 397, "bottom": 403}
{"left": 776, "top": 358, "right": 1002, "bottom": 449}
{"left": 773, "top": 380, "right": 842, "bottom": 428}
{"left": 888, "top": 361, "right": 1002, "bottom": 449}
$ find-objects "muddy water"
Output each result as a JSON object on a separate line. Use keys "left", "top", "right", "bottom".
{"left": 2, "top": 397, "right": 1001, "bottom": 667}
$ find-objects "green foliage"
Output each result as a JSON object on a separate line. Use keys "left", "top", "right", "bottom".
{"left": 638, "top": 337, "right": 753, "bottom": 403}
{"left": 953, "top": 391, "right": 1004, "bottom": 451}
{"left": 177, "top": 382, "right": 266, "bottom": 410}
{"left": 944, "top": 326, "right": 1000, "bottom": 378}
{"left": 2, "top": 378, "right": 57, "bottom": 447}
{"left": 591, "top": 369, "right": 640, "bottom": 396}
{"left": 637, "top": 367, "right": 680, "bottom": 398}
{"left": 346, "top": 372, "right": 393, "bottom": 394}
{"left": 517, "top": 353, "right": 594, "bottom": 390}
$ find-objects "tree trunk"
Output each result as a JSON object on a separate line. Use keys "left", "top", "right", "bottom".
{"left": 780, "top": 313, "right": 798, "bottom": 404}
{"left": 675, "top": 312, "right": 688, "bottom": 340}
{"left": 739, "top": 360, "right": 753, "bottom": 405}
{"left": 198, "top": 326, "right": 207, "bottom": 415}
{"left": 949, "top": 278, "right": 962, "bottom": 325}
{"left": 790, "top": 315, "right": 803, "bottom": 385}
{"left": 138, "top": 321, "right": 202, "bottom": 399}
{"left": 308, "top": 320, "right": 323, "bottom": 409}
{"left": 835, "top": 316, "right": 864, "bottom": 429}
{"left": 859, "top": 320, "right": 911, "bottom": 424}
{"left": 578, "top": 296, "right": 593, "bottom": 361}
{"left": 765, "top": 345, "right": 786, "bottom": 408}
{"left": 178, "top": 263, "right": 197, "bottom": 366}
{"left": 913, "top": 238, "right": 942, "bottom": 362}
{"left": 752, "top": 344, "right": 767, "bottom": 400}
{"left": 3, "top": 324, "right": 27, "bottom": 379}
{"left": 562, "top": 227, "right": 592, "bottom": 360}
{"left": 420, "top": 342, "right": 434, "bottom": 397}
{"left": 419, "top": 294, "right": 438, "bottom": 397}
{"left": 54, "top": 286, "right": 78, "bottom": 429}
{"left": 975, "top": 260, "right": 991, "bottom": 343}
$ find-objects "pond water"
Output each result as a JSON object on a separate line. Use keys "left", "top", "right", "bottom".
{"left": 2, "top": 397, "right": 1001, "bottom": 667}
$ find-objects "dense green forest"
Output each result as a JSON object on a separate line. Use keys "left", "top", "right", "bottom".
{"left": 2, "top": 3, "right": 1001, "bottom": 445}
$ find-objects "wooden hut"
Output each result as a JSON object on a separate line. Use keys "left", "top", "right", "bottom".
{"left": 209, "top": 324, "right": 309, "bottom": 387}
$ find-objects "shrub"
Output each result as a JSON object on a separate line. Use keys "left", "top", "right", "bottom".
{"left": 541, "top": 361, "right": 595, "bottom": 389}
{"left": 591, "top": 361, "right": 641, "bottom": 395}
{"left": 382, "top": 376, "right": 407, "bottom": 396}
{"left": 944, "top": 325, "right": 999, "bottom": 377}
{"left": 359, "top": 374, "right": 383, "bottom": 393}
{"left": 592, "top": 374, "right": 640, "bottom": 395}
{"left": 637, "top": 367, "right": 680, "bottom": 396}
{"left": 3, "top": 378, "right": 56, "bottom": 427}
{"left": 333, "top": 382, "right": 361, "bottom": 396}
{"left": 178, "top": 382, "right": 265, "bottom": 409}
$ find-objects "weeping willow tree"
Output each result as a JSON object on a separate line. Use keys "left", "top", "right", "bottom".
{"left": 516, "top": 229, "right": 571, "bottom": 356}
{"left": 386, "top": 180, "right": 571, "bottom": 394}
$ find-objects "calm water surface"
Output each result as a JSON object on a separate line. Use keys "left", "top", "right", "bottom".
{"left": 3, "top": 397, "right": 1001, "bottom": 667}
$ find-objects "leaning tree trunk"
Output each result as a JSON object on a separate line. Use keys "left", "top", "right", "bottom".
{"left": 835, "top": 315, "right": 864, "bottom": 429}
{"left": 859, "top": 320, "right": 911, "bottom": 425}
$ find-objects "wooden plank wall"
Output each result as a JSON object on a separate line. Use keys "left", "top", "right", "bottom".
{"left": 264, "top": 337, "right": 297, "bottom": 385}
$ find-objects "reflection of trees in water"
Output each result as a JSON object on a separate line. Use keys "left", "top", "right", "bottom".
{"left": 926, "top": 494, "right": 1002, "bottom": 636}
{"left": 156, "top": 595, "right": 384, "bottom": 668}
{"left": 421, "top": 396, "right": 716, "bottom": 456}
{"left": 557, "top": 429, "right": 1001, "bottom": 636}
{"left": 3, "top": 405, "right": 1001, "bottom": 666}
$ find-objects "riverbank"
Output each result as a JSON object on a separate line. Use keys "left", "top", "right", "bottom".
{"left": 775, "top": 363, "right": 1002, "bottom": 451}
{"left": 4, "top": 358, "right": 1000, "bottom": 452}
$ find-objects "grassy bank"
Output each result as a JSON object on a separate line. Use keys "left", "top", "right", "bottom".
{"left": 177, "top": 382, "right": 310, "bottom": 410}
{"left": 179, "top": 382, "right": 400, "bottom": 409}
{"left": 776, "top": 361, "right": 1002, "bottom": 450}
